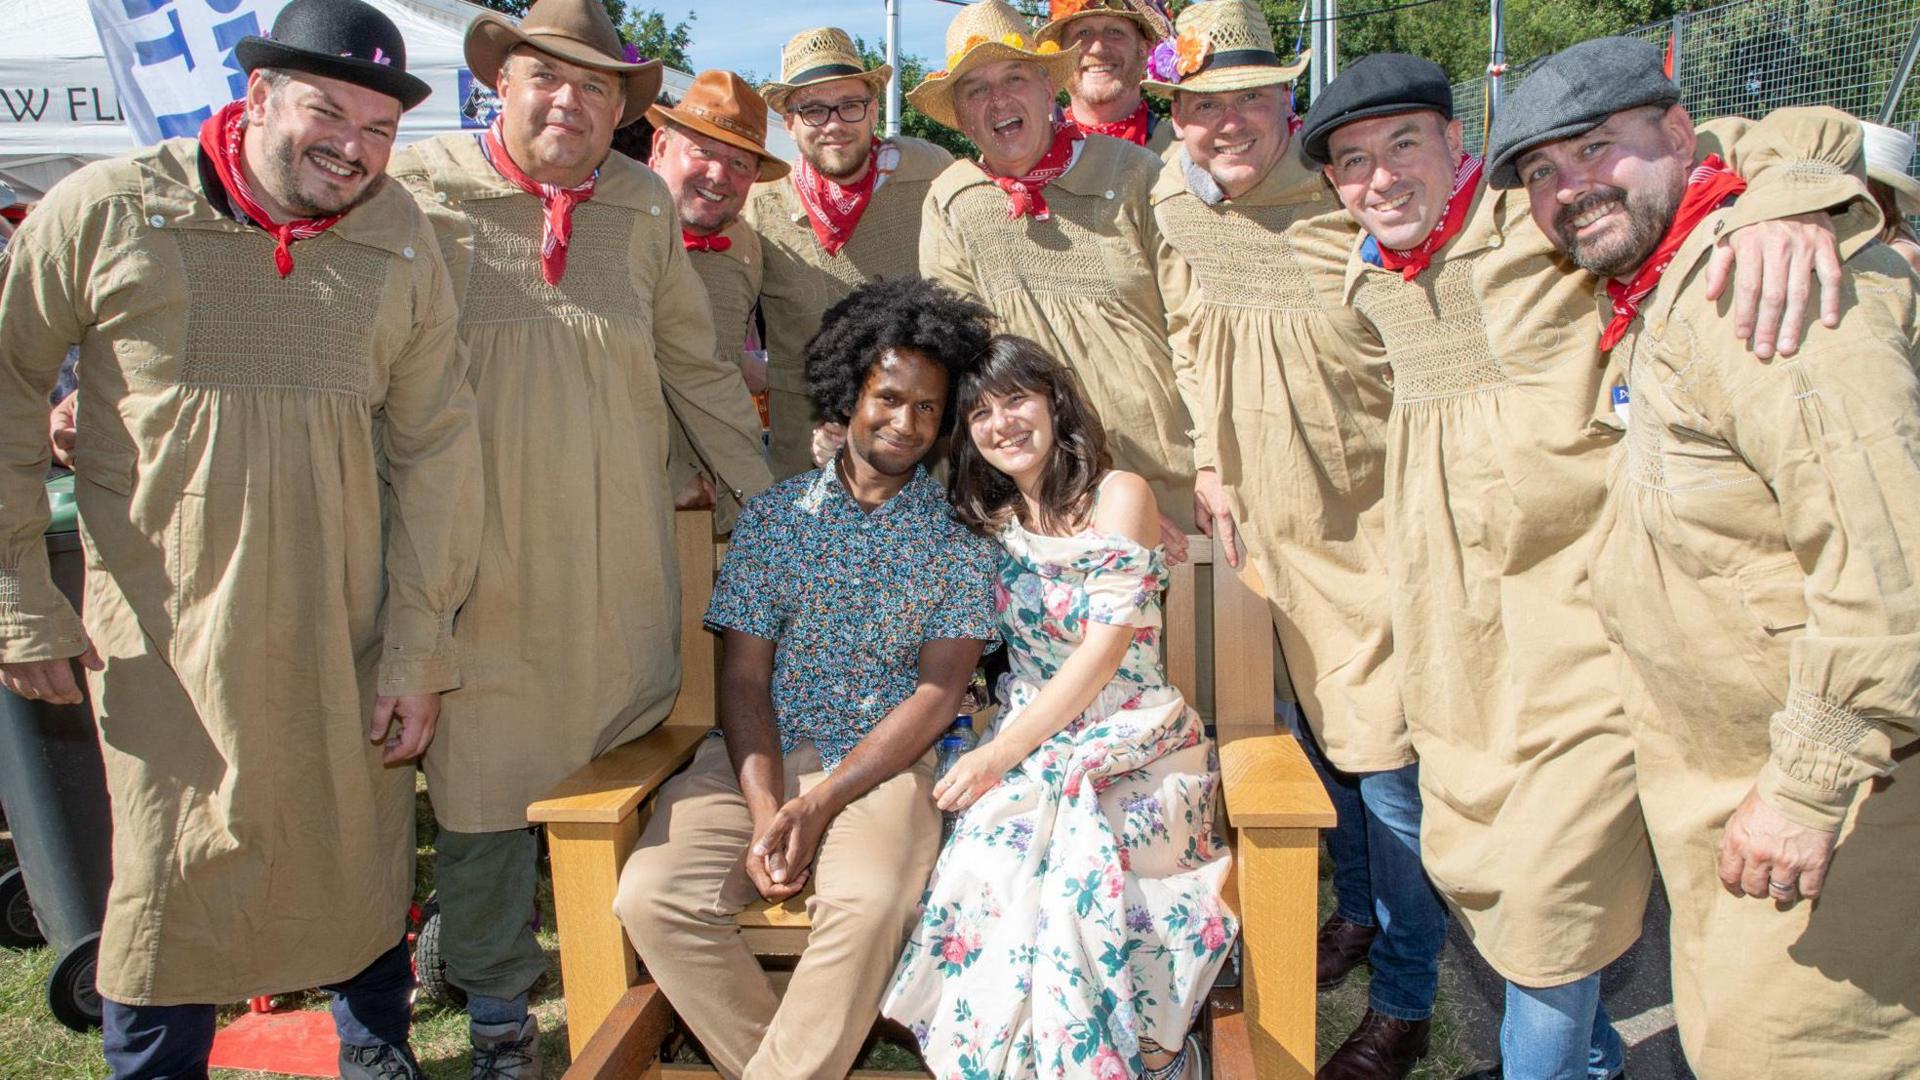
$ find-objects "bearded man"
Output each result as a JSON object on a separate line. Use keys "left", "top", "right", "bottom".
{"left": 0, "top": 1, "right": 481, "bottom": 1076}
{"left": 1490, "top": 37, "right": 1920, "bottom": 1077}
{"left": 1035, "top": 0, "right": 1177, "bottom": 154}
{"left": 387, "top": 0, "right": 770, "bottom": 1073}
{"left": 744, "top": 28, "right": 953, "bottom": 479}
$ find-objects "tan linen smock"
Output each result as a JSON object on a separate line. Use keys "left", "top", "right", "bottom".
{"left": 391, "top": 136, "right": 772, "bottom": 833}
{"left": 923, "top": 133, "right": 1197, "bottom": 530}
{"left": 1288, "top": 112, "right": 1857, "bottom": 985}
{"left": 743, "top": 137, "right": 953, "bottom": 480}
{"left": 1594, "top": 136, "right": 1918, "bottom": 1073}
{"left": 0, "top": 139, "right": 482, "bottom": 1004}
{"left": 1152, "top": 147, "right": 1405, "bottom": 772}
{"left": 669, "top": 216, "right": 765, "bottom": 529}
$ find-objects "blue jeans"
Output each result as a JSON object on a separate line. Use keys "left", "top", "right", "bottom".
{"left": 101, "top": 940, "right": 413, "bottom": 1080}
{"left": 1286, "top": 703, "right": 1445, "bottom": 1022}
{"left": 1500, "top": 973, "right": 1626, "bottom": 1080}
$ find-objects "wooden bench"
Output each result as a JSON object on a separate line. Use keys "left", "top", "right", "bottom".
{"left": 528, "top": 509, "right": 1335, "bottom": 1078}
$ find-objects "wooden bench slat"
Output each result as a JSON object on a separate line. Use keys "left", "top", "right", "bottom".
{"left": 562, "top": 983, "right": 675, "bottom": 1080}
{"left": 529, "top": 724, "right": 712, "bottom": 825}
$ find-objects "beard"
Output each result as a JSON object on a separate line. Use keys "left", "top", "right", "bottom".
{"left": 1070, "top": 53, "right": 1146, "bottom": 108}
{"left": 1555, "top": 180, "right": 1682, "bottom": 279}
{"left": 807, "top": 138, "right": 873, "bottom": 182}
{"left": 262, "top": 130, "right": 380, "bottom": 217}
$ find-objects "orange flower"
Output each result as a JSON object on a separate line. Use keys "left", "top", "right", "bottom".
{"left": 1049, "top": 0, "right": 1094, "bottom": 17}
{"left": 1035, "top": 40, "right": 1062, "bottom": 55}
{"left": 1000, "top": 31, "right": 1028, "bottom": 48}
{"left": 1174, "top": 28, "right": 1211, "bottom": 77}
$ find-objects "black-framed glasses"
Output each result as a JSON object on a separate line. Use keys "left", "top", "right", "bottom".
{"left": 794, "top": 99, "right": 872, "bottom": 127}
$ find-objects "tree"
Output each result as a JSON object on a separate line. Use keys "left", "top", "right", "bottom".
{"left": 850, "top": 36, "right": 979, "bottom": 159}
{"left": 469, "top": 0, "right": 696, "bottom": 72}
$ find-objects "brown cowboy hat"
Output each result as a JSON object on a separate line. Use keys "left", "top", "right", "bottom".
{"left": 465, "top": 0, "right": 663, "bottom": 128}
{"left": 648, "top": 70, "right": 790, "bottom": 182}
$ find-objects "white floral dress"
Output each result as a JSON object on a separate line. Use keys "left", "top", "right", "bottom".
{"left": 882, "top": 517, "right": 1237, "bottom": 1080}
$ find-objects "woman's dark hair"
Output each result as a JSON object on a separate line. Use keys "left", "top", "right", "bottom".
{"left": 1870, "top": 180, "right": 1920, "bottom": 248}
{"left": 804, "top": 278, "right": 994, "bottom": 438}
{"left": 949, "top": 335, "right": 1111, "bottom": 536}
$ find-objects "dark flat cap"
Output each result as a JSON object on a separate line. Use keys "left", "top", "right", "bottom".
{"left": 1486, "top": 36, "right": 1680, "bottom": 188}
{"left": 1299, "top": 53, "right": 1452, "bottom": 164}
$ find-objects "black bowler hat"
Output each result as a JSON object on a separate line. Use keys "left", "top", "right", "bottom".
{"left": 234, "top": 0, "right": 433, "bottom": 111}
{"left": 1299, "top": 53, "right": 1453, "bottom": 165}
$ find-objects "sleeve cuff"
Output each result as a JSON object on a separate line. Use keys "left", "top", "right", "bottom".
{"left": 377, "top": 611, "right": 460, "bottom": 695}
{"left": 0, "top": 564, "right": 88, "bottom": 664}
{"left": 1762, "top": 686, "right": 1882, "bottom": 830}
{"left": 1754, "top": 758, "right": 1856, "bottom": 832}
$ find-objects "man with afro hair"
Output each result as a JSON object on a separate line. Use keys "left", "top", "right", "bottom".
{"left": 615, "top": 278, "right": 1003, "bottom": 1080}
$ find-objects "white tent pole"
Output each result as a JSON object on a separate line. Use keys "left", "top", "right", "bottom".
{"left": 885, "top": 0, "right": 902, "bottom": 137}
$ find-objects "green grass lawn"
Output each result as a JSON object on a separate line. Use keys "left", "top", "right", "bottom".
{"left": 2, "top": 783, "right": 1474, "bottom": 1078}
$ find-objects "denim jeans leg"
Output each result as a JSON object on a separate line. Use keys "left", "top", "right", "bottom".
{"left": 1282, "top": 700, "right": 1373, "bottom": 926}
{"left": 1355, "top": 762, "right": 1445, "bottom": 1021}
{"left": 326, "top": 939, "right": 415, "bottom": 1049}
{"left": 1499, "top": 973, "right": 1624, "bottom": 1080}
{"left": 101, "top": 999, "right": 217, "bottom": 1080}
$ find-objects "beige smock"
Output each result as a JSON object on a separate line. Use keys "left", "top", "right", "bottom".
{"left": 668, "top": 216, "right": 765, "bottom": 528}
{"left": 1152, "top": 147, "right": 1405, "bottom": 772}
{"left": 1288, "top": 112, "right": 1856, "bottom": 985}
{"left": 922, "top": 134, "right": 1197, "bottom": 530}
{"left": 743, "top": 137, "right": 953, "bottom": 480}
{"left": 391, "top": 136, "right": 772, "bottom": 833}
{"left": 1594, "top": 134, "right": 1918, "bottom": 1073}
{"left": 0, "top": 139, "right": 482, "bottom": 1003}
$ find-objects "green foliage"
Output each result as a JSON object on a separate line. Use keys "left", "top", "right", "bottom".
{"left": 468, "top": 0, "right": 696, "bottom": 71}
{"left": 851, "top": 35, "right": 979, "bottom": 160}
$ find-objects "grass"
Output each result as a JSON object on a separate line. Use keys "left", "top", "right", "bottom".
{"left": 2, "top": 788, "right": 1476, "bottom": 1078}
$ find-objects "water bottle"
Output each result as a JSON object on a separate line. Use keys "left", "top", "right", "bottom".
{"left": 934, "top": 714, "right": 979, "bottom": 840}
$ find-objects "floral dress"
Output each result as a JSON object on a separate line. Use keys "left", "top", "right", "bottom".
{"left": 882, "top": 517, "right": 1237, "bottom": 1080}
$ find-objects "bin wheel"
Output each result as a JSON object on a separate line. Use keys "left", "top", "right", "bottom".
{"left": 47, "top": 933, "right": 101, "bottom": 1032}
{"left": 412, "top": 897, "right": 466, "bottom": 1008}
{"left": 0, "top": 867, "right": 44, "bottom": 947}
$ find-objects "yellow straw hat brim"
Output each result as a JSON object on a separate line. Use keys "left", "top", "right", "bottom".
{"left": 906, "top": 42, "right": 1081, "bottom": 132}
{"left": 1142, "top": 52, "right": 1307, "bottom": 98}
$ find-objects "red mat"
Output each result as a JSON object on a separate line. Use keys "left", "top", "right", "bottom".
{"left": 207, "top": 1008, "right": 340, "bottom": 1077}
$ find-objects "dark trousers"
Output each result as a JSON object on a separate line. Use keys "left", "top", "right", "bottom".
{"left": 101, "top": 939, "right": 413, "bottom": 1080}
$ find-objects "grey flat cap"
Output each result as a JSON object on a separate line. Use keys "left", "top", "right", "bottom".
{"left": 1486, "top": 36, "right": 1680, "bottom": 189}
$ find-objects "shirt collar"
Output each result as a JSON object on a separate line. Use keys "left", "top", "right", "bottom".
{"left": 805, "top": 457, "right": 936, "bottom": 519}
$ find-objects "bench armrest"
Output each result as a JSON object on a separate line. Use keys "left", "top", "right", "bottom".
{"left": 1216, "top": 724, "right": 1336, "bottom": 830}
{"left": 528, "top": 722, "right": 714, "bottom": 826}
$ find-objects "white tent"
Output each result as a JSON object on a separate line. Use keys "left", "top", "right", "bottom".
{"left": 0, "top": 0, "right": 793, "bottom": 201}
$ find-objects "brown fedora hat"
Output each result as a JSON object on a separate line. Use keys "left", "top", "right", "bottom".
{"left": 466, "top": 0, "right": 664, "bottom": 128}
{"left": 648, "top": 70, "right": 790, "bottom": 182}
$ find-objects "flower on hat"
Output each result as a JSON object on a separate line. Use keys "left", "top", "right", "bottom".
{"left": 949, "top": 33, "right": 990, "bottom": 69}
{"left": 1147, "top": 38, "right": 1178, "bottom": 82}
{"left": 1049, "top": 0, "right": 1094, "bottom": 16}
{"left": 1174, "top": 28, "right": 1210, "bottom": 77}
{"left": 1001, "top": 31, "right": 1028, "bottom": 48}
{"left": 621, "top": 43, "right": 644, "bottom": 64}
{"left": 1035, "top": 40, "right": 1062, "bottom": 54}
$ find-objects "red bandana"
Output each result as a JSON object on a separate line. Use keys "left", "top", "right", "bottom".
{"left": 683, "top": 229, "right": 732, "bottom": 253}
{"left": 1076, "top": 101, "right": 1150, "bottom": 147}
{"left": 197, "top": 100, "right": 345, "bottom": 278}
{"left": 988, "top": 122, "right": 1082, "bottom": 221}
{"left": 1374, "top": 153, "right": 1484, "bottom": 281}
{"left": 1599, "top": 154, "right": 1746, "bottom": 352}
{"left": 479, "top": 118, "right": 595, "bottom": 286}
{"left": 793, "top": 140, "right": 881, "bottom": 257}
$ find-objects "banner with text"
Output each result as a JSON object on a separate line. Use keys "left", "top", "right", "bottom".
{"left": 87, "top": 0, "right": 291, "bottom": 145}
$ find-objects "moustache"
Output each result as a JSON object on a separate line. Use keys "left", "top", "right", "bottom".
{"left": 1555, "top": 187, "right": 1627, "bottom": 237}
{"left": 305, "top": 144, "right": 366, "bottom": 178}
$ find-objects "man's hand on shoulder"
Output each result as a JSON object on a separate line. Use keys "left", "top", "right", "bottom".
{"left": 1706, "top": 211, "right": 1843, "bottom": 359}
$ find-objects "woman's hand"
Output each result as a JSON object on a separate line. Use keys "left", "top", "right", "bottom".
{"left": 933, "top": 742, "right": 1016, "bottom": 813}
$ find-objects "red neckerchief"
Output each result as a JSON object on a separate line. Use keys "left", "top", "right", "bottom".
{"left": 197, "top": 100, "right": 345, "bottom": 278}
{"left": 683, "top": 229, "right": 732, "bottom": 253}
{"left": 479, "top": 118, "right": 596, "bottom": 286}
{"left": 987, "top": 122, "right": 1081, "bottom": 221}
{"left": 793, "top": 140, "right": 881, "bottom": 257}
{"left": 1600, "top": 154, "right": 1746, "bottom": 352}
{"left": 1375, "top": 153, "right": 1483, "bottom": 281}
{"left": 1076, "top": 101, "right": 1150, "bottom": 147}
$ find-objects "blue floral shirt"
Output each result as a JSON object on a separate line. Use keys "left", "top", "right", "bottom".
{"left": 704, "top": 464, "right": 1000, "bottom": 770}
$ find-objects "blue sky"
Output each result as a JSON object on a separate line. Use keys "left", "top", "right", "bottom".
{"left": 680, "top": 0, "right": 959, "bottom": 83}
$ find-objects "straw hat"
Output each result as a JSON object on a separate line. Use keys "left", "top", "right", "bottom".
{"left": 1141, "top": 0, "right": 1307, "bottom": 97}
{"left": 760, "top": 28, "right": 893, "bottom": 115}
{"left": 906, "top": 0, "right": 1083, "bottom": 132}
{"left": 465, "top": 0, "right": 664, "bottom": 129}
{"left": 1035, "top": 0, "right": 1173, "bottom": 49}
{"left": 1862, "top": 120, "right": 1920, "bottom": 217}
{"left": 648, "top": 70, "right": 790, "bottom": 182}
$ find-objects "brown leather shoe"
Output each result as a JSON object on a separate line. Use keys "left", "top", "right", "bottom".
{"left": 1316, "top": 914, "right": 1378, "bottom": 990}
{"left": 1316, "top": 1010, "right": 1430, "bottom": 1080}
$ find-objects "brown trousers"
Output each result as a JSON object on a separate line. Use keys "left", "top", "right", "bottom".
{"left": 615, "top": 737, "right": 941, "bottom": 1080}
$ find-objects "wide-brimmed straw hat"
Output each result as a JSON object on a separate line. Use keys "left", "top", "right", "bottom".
{"left": 1035, "top": 0, "right": 1173, "bottom": 49}
{"left": 1141, "top": 0, "right": 1307, "bottom": 98}
{"left": 760, "top": 28, "right": 893, "bottom": 116}
{"left": 465, "top": 0, "right": 663, "bottom": 129}
{"left": 234, "top": 0, "right": 432, "bottom": 111}
{"left": 907, "top": 0, "right": 1082, "bottom": 132}
{"left": 1862, "top": 120, "right": 1920, "bottom": 217}
{"left": 648, "top": 70, "right": 790, "bottom": 182}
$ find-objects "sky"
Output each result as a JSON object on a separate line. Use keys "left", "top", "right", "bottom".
{"left": 680, "top": 0, "right": 960, "bottom": 83}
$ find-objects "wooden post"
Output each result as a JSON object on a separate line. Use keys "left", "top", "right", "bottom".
{"left": 547, "top": 817, "right": 644, "bottom": 1059}
{"left": 1236, "top": 825, "right": 1322, "bottom": 1077}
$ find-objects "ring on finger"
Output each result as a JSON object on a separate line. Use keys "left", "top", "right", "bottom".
{"left": 1768, "top": 878, "right": 1797, "bottom": 894}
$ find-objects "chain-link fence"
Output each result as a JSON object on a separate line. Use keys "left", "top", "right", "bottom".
{"left": 1447, "top": 0, "right": 1920, "bottom": 180}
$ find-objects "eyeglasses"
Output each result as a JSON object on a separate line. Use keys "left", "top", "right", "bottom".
{"left": 793, "top": 99, "right": 872, "bottom": 127}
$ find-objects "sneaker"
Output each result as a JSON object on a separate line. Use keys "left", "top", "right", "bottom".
{"left": 338, "top": 1041, "right": 424, "bottom": 1080}
{"left": 471, "top": 1014, "right": 541, "bottom": 1080}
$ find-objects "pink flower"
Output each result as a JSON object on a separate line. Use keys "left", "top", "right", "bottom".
{"left": 1092, "top": 1046, "right": 1128, "bottom": 1080}
{"left": 1201, "top": 914, "right": 1228, "bottom": 951}
{"left": 941, "top": 934, "right": 970, "bottom": 964}
{"left": 1117, "top": 845, "right": 1132, "bottom": 871}
{"left": 1106, "top": 866, "right": 1125, "bottom": 898}
{"left": 1044, "top": 586, "right": 1072, "bottom": 620}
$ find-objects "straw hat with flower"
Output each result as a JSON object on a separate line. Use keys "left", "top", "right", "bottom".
{"left": 1140, "top": 0, "right": 1307, "bottom": 98}
{"left": 906, "top": 0, "right": 1082, "bottom": 131}
{"left": 1034, "top": 0, "right": 1174, "bottom": 49}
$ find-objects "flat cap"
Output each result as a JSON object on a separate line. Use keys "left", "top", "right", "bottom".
{"left": 1299, "top": 53, "right": 1452, "bottom": 164}
{"left": 1487, "top": 36, "right": 1681, "bottom": 189}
